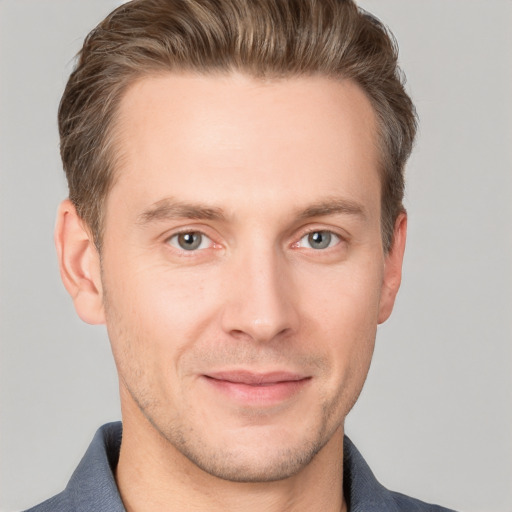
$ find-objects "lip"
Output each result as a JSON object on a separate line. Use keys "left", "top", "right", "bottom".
{"left": 202, "top": 370, "right": 311, "bottom": 406}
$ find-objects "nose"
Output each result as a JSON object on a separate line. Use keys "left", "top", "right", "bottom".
{"left": 220, "top": 245, "right": 299, "bottom": 343}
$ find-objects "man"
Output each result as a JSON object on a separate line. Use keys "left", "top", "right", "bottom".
{"left": 25, "top": 0, "right": 456, "bottom": 510}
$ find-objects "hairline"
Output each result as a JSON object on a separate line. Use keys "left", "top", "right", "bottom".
{"left": 93, "top": 67, "right": 395, "bottom": 252}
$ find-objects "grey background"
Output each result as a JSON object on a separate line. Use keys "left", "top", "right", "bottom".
{"left": 1, "top": 1, "right": 511, "bottom": 511}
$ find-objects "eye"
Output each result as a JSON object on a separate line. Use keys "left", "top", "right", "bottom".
{"left": 298, "top": 230, "right": 340, "bottom": 250}
{"left": 167, "top": 231, "right": 212, "bottom": 251}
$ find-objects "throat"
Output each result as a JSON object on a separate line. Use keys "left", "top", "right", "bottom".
{"left": 115, "top": 415, "right": 347, "bottom": 512}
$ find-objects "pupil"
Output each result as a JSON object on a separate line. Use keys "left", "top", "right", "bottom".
{"left": 308, "top": 231, "right": 331, "bottom": 249}
{"left": 179, "top": 232, "right": 201, "bottom": 250}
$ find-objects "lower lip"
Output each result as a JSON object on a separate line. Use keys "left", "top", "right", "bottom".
{"left": 203, "top": 376, "right": 311, "bottom": 406}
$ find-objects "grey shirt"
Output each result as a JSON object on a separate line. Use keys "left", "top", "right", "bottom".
{"left": 25, "top": 422, "right": 456, "bottom": 512}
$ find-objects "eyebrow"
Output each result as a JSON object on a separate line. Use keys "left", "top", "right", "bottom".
{"left": 137, "top": 198, "right": 226, "bottom": 225}
{"left": 297, "top": 197, "right": 367, "bottom": 221}
{"left": 136, "top": 196, "right": 367, "bottom": 226}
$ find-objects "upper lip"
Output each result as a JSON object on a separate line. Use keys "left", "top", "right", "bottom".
{"left": 204, "top": 370, "right": 309, "bottom": 385}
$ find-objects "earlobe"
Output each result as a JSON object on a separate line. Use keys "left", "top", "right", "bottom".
{"left": 55, "top": 199, "right": 105, "bottom": 325}
{"left": 378, "top": 212, "right": 407, "bottom": 324}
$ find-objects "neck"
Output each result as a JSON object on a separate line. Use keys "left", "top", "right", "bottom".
{"left": 116, "top": 408, "right": 347, "bottom": 512}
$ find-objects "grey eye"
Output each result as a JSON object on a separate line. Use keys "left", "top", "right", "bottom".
{"left": 300, "top": 230, "right": 339, "bottom": 250}
{"left": 168, "top": 232, "right": 210, "bottom": 251}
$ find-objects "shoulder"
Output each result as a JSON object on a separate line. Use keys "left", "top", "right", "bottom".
{"left": 23, "top": 491, "right": 72, "bottom": 512}
{"left": 343, "top": 435, "right": 458, "bottom": 512}
{"left": 22, "top": 422, "right": 124, "bottom": 512}
{"left": 388, "top": 490, "right": 457, "bottom": 512}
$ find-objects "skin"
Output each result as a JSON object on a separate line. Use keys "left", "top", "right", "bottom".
{"left": 55, "top": 73, "right": 406, "bottom": 512}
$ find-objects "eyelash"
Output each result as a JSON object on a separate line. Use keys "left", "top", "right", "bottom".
{"left": 164, "top": 226, "right": 345, "bottom": 255}
{"left": 293, "top": 228, "right": 344, "bottom": 251}
{"left": 166, "top": 230, "right": 216, "bottom": 253}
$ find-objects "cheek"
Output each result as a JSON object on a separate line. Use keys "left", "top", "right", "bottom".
{"left": 102, "top": 258, "right": 224, "bottom": 372}
{"left": 298, "top": 253, "right": 383, "bottom": 321}
{"left": 297, "top": 259, "right": 382, "bottom": 373}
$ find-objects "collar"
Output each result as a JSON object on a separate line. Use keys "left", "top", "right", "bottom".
{"left": 65, "top": 422, "right": 451, "bottom": 512}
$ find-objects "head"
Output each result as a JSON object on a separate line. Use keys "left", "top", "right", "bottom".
{"left": 56, "top": 0, "right": 415, "bottom": 484}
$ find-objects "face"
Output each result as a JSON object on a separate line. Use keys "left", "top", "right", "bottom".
{"left": 88, "top": 73, "right": 403, "bottom": 482}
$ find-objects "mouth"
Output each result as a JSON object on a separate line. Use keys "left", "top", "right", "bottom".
{"left": 202, "top": 370, "right": 312, "bottom": 406}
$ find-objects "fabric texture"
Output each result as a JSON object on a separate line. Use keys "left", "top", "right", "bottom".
{"left": 25, "top": 422, "right": 457, "bottom": 512}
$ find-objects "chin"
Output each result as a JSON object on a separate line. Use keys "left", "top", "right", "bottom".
{"left": 164, "top": 421, "right": 336, "bottom": 483}
{"left": 183, "top": 443, "right": 323, "bottom": 482}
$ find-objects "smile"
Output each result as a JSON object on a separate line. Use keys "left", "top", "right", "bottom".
{"left": 202, "top": 371, "right": 312, "bottom": 406}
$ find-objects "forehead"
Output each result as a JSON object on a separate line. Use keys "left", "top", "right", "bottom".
{"left": 109, "top": 72, "right": 380, "bottom": 220}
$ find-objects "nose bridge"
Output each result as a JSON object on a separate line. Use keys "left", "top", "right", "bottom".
{"left": 221, "top": 238, "right": 297, "bottom": 343}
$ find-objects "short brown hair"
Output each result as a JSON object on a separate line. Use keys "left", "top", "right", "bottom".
{"left": 59, "top": 0, "right": 417, "bottom": 251}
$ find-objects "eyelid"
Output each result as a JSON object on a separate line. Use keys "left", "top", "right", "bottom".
{"left": 161, "top": 224, "right": 347, "bottom": 253}
{"left": 163, "top": 225, "right": 222, "bottom": 253}
{"left": 292, "top": 225, "right": 348, "bottom": 247}
{"left": 167, "top": 231, "right": 212, "bottom": 251}
{"left": 296, "top": 230, "right": 341, "bottom": 249}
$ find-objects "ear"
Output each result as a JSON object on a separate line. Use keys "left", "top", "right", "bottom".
{"left": 378, "top": 212, "right": 407, "bottom": 324}
{"left": 55, "top": 199, "right": 105, "bottom": 325}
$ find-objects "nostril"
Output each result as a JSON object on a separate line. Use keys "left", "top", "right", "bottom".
{"left": 228, "top": 324, "right": 292, "bottom": 344}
